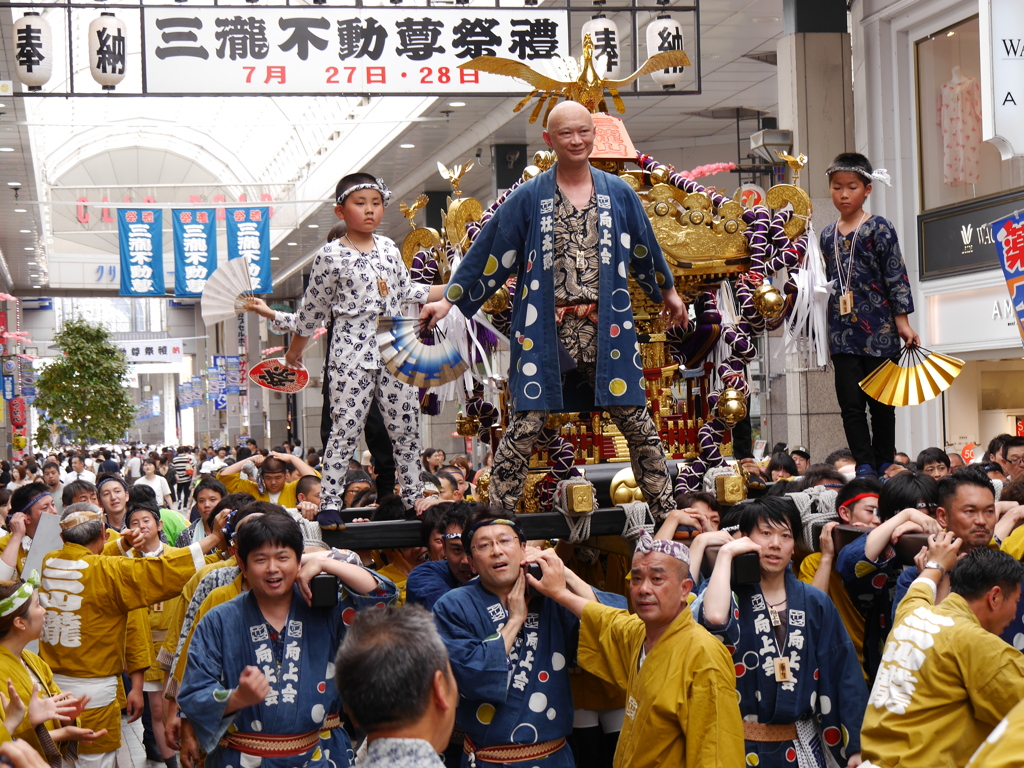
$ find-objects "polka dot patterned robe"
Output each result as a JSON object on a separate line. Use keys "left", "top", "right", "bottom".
{"left": 433, "top": 578, "right": 627, "bottom": 767}
{"left": 444, "top": 165, "right": 674, "bottom": 412}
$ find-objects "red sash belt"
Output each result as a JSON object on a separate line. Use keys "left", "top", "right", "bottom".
{"left": 463, "top": 735, "right": 567, "bottom": 763}
{"left": 218, "top": 713, "right": 341, "bottom": 757}
{"left": 554, "top": 303, "right": 599, "bottom": 325}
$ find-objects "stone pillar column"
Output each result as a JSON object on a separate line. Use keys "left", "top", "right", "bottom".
{"left": 763, "top": 0, "right": 853, "bottom": 463}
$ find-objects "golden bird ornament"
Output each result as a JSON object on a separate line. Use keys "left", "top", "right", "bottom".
{"left": 774, "top": 151, "right": 808, "bottom": 183}
{"left": 399, "top": 194, "right": 430, "bottom": 230}
{"left": 459, "top": 34, "right": 691, "bottom": 126}
{"left": 436, "top": 161, "right": 474, "bottom": 197}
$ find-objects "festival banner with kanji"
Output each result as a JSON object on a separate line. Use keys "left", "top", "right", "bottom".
{"left": 172, "top": 208, "right": 217, "bottom": 297}
{"left": 226, "top": 207, "right": 272, "bottom": 294}
{"left": 143, "top": 8, "right": 570, "bottom": 94}
{"left": 118, "top": 208, "right": 165, "bottom": 296}
{"left": 994, "top": 213, "right": 1024, "bottom": 347}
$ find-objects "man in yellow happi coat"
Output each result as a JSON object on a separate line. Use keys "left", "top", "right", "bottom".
{"left": 527, "top": 522, "right": 744, "bottom": 768}
{"left": 38, "top": 502, "right": 227, "bottom": 768}
{"left": 965, "top": 696, "right": 1024, "bottom": 768}
{"left": 217, "top": 452, "right": 317, "bottom": 508}
{"left": 860, "top": 534, "right": 1024, "bottom": 768}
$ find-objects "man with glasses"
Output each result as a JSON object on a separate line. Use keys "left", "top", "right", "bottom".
{"left": 432, "top": 508, "right": 624, "bottom": 768}
{"left": 1002, "top": 437, "right": 1024, "bottom": 479}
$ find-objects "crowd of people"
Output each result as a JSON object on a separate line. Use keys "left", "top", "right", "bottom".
{"left": 0, "top": 431, "right": 1019, "bottom": 768}
{"left": 0, "top": 106, "right": 1020, "bottom": 768}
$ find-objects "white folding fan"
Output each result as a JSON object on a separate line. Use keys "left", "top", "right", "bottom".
{"left": 202, "top": 258, "right": 255, "bottom": 327}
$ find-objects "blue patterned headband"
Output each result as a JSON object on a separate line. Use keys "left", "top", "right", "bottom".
{"left": 336, "top": 179, "right": 392, "bottom": 208}
{"left": 18, "top": 492, "right": 51, "bottom": 515}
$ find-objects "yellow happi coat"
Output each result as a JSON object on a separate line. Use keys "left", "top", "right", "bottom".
{"left": 125, "top": 545, "right": 186, "bottom": 684}
{"left": 578, "top": 601, "right": 745, "bottom": 768}
{"left": 158, "top": 555, "right": 236, "bottom": 682}
{"left": 0, "top": 645, "right": 80, "bottom": 762}
{"left": 39, "top": 539, "right": 206, "bottom": 754}
{"left": 965, "top": 697, "right": 1024, "bottom": 768}
{"left": 171, "top": 574, "right": 244, "bottom": 686}
{"left": 798, "top": 552, "right": 868, "bottom": 680}
{"left": 860, "top": 578, "right": 1024, "bottom": 768}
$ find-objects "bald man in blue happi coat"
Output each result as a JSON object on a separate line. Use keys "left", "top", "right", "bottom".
{"left": 422, "top": 101, "right": 687, "bottom": 518}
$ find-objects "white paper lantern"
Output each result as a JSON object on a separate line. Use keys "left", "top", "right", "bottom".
{"left": 646, "top": 16, "right": 686, "bottom": 90}
{"left": 88, "top": 13, "right": 127, "bottom": 90}
{"left": 13, "top": 13, "right": 53, "bottom": 92}
{"left": 582, "top": 16, "right": 621, "bottom": 80}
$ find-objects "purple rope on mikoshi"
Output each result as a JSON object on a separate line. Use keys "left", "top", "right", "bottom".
{"left": 410, "top": 250, "right": 440, "bottom": 285}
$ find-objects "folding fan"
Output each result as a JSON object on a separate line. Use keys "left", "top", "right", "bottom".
{"left": 377, "top": 317, "right": 470, "bottom": 388}
{"left": 858, "top": 345, "right": 964, "bottom": 407}
{"left": 201, "top": 258, "right": 255, "bottom": 327}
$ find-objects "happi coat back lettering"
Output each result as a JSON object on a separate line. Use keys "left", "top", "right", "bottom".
{"left": 0, "top": 645, "right": 80, "bottom": 764}
{"left": 577, "top": 601, "right": 744, "bottom": 768}
{"left": 433, "top": 579, "right": 626, "bottom": 767}
{"left": 443, "top": 165, "right": 673, "bottom": 411}
{"left": 693, "top": 569, "right": 868, "bottom": 768}
{"left": 38, "top": 539, "right": 207, "bottom": 754}
{"left": 178, "top": 575, "right": 398, "bottom": 768}
{"left": 859, "top": 579, "right": 1024, "bottom": 768}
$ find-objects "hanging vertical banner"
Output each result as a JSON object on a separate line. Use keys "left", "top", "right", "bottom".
{"left": 993, "top": 213, "right": 1024, "bottom": 347}
{"left": 226, "top": 207, "right": 272, "bottom": 294}
{"left": 191, "top": 376, "right": 203, "bottom": 407}
{"left": 118, "top": 208, "right": 165, "bottom": 296}
{"left": 172, "top": 208, "right": 217, "bottom": 297}
{"left": 178, "top": 383, "right": 191, "bottom": 411}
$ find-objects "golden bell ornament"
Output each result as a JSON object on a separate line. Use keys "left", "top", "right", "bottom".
{"left": 752, "top": 283, "right": 785, "bottom": 320}
{"left": 716, "top": 388, "right": 747, "bottom": 427}
{"left": 649, "top": 166, "right": 671, "bottom": 185}
{"left": 522, "top": 165, "right": 541, "bottom": 180}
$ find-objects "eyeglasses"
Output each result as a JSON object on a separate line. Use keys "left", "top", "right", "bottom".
{"left": 470, "top": 536, "right": 519, "bottom": 555}
{"left": 1006, "top": 457, "right": 1024, "bottom": 466}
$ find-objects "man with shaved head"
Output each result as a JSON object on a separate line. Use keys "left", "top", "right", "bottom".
{"left": 422, "top": 100, "right": 687, "bottom": 519}
{"left": 527, "top": 512, "right": 744, "bottom": 768}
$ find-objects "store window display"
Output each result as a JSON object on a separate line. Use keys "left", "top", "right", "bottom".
{"left": 916, "top": 16, "right": 1024, "bottom": 211}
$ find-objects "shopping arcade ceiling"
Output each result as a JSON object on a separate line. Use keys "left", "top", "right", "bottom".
{"left": 0, "top": 0, "right": 786, "bottom": 300}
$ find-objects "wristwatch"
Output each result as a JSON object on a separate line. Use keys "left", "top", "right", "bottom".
{"left": 923, "top": 561, "right": 948, "bottom": 578}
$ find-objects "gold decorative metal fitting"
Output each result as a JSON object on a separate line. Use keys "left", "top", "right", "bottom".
{"left": 751, "top": 283, "right": 786, "bottom": 320}
{"left": 458, "top": 34, "right": 689, "bottom": 125}
{"left": 715, "top": 388, "right": 747, "bottom": 427}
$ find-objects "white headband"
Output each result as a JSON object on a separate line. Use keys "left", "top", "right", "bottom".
{"left": 336, "top": 179, "right": 392, "bottom": 208}
{"left": 825, "top": 164, "right": 892, "bottom": 187}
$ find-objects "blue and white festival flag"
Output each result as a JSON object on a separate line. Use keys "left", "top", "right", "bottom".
{"left": 118, "top": 208, "right": 165, "bottom": 296}
{"left": 173, "top": 208, "right": 217, "bottom": 297}
{"left": 226, "top": 207, "right": 272, "bottom": 293}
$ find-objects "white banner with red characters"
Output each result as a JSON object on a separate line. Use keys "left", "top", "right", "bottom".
{"left": 994, "top": 212, "right": 1024, "bottom": 347}
{"left": 143, "top": 8, "right": 570, "bottom": 94}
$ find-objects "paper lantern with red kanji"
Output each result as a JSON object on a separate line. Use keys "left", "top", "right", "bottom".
{"left": 9, "top": 397, "right": 26, "bottom": 428}
{"left": 582, "top": 16, "right": 621, "bottom": 79}
{"left": 13, "top": 13, "right": 53, "bottom": 92}
{"left": 646, "top": 16, "right": 687, "bottom": 89}
{"left": 88, "top": 13, "right": 127, "bottom": 90}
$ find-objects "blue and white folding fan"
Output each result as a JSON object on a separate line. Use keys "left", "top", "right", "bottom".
{"left": 377, "top": 317, "right": 470, "bottom": 388}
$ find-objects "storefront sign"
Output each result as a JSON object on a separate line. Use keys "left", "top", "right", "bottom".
{"left": 918, "top": 187, "right": 1024, "bottom": 278}
{"left": 116, "top": 339, "right": 184, "bottom": 364}
{"left": 980, "top": 0, "right": 1024, "bottom": 159}
{"left": 143, "top": 8, "right": 570, "bottom": 95}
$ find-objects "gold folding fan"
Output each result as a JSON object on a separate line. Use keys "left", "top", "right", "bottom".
{"left": 858, "top": 345, "right": 964, "bottom": 407}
